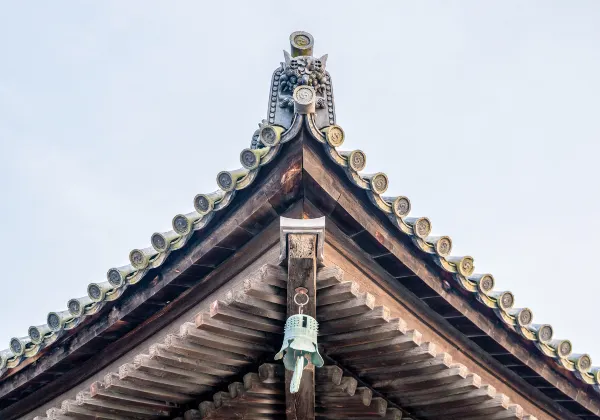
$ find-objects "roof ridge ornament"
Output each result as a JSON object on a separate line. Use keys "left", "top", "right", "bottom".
{"left": 264, "top": 31, "right": 335, "bottom": 135}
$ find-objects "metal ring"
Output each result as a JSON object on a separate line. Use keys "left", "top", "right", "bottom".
{"left": 294, "top": 292, "right": 310, "bottom": 307}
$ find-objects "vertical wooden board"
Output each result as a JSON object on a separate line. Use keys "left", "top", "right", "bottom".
{"left": 286, "top": 233, "right": 317, "bottom": 420}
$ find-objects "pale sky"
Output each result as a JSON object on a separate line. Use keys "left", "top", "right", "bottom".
{"left": 1, "top": 1, "right": 599, "bottom": 362}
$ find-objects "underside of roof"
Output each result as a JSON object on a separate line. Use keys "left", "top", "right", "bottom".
{"left": 32, "top": 263, "right": 541, "bottom": 420}
{"left": 2, "top": 31, "right": 599, "bottom": 420}
{"left": 177, "top": 364, "right": 404, "bottom": 420}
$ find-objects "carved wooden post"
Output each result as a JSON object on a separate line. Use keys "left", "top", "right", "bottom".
{"left": 280, "top": 217, "right": 325, "bottom": 420}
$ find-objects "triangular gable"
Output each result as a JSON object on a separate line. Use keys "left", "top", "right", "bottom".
{"left": 1, "top": 31, "right": 598, "bottom": 419}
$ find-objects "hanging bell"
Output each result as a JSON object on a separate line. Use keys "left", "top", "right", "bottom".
{"left": 275, "top": 313, "right": 324, "bottom": 393}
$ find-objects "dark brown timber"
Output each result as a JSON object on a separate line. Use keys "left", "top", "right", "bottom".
{"left": 286, "top": 233, "right": 318, "bottom": 420}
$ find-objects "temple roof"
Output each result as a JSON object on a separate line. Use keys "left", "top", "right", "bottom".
{"left": 30, "top": 263, "right": 541, "bottom": 419}
{"left": 1, "top": 30, "right": 599, "bottom": 418}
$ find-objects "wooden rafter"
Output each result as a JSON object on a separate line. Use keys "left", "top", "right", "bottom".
{"left": 316, "top": 266, "right": 539, "bottom": 420}
{"left": 33, "top": 264, "right": 289, "bottom": 420}
{"left": 177, "top": 363, "right": 401, "bottom": 420}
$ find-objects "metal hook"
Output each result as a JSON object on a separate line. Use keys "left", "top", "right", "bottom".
{"left": 293, "top": 287, "right": 309, "bottom": 314}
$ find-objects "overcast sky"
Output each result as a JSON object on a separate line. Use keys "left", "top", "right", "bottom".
{"left": 1, "top": 2, "right": 599, "bottom": 361}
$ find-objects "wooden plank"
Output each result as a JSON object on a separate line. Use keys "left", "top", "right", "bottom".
{"left": 311, "top": 264, "right": 542, "bottom": 420}
{"left": 286, "top": 232, "right": 318, "bottom": 420}
{"left": 33, "top": 260, "right": 302, "bottom": 419}
{"left": 183, "top": 363, "right": 285, "bottom": 420}
{"left": 315, "top": 363, "right": 404, "bottom": 420}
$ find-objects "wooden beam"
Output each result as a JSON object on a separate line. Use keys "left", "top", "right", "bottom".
{"left": 286, "top": 233, "right": 317, "bottom": 420}
{"left": 281, "top": 217, "right": 324, "bottom": 420}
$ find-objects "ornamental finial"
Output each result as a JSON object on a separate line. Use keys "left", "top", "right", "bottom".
{"left": 262, "top": 32, "right": 335, "bottom": 136}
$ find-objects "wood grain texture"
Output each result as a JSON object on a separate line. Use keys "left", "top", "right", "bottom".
{"left": 314, "top": 265, "right": 538, "bottom": 420}
{"left": 286, "top": 233, "right": 318, "bottom": 420}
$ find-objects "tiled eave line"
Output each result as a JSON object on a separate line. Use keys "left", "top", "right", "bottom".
{"left": 1, "top": 108, "right": 598, "bottom": 400}
{"left": 31, "top": 263, "right": 288, "bottom": 420}
{"left": 303, "top": 113, "right": 600, "bottom": 395}
{"left": 0, "top": 116, "right": 303, "bottom": 380}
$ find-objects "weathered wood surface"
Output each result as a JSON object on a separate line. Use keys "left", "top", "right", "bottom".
{"left": 315, "top": 265, "right": 539, "bottom": 420}
{"left": 285, "top": 233, "right": 318, "bottom": 420}
{"left": 301, "top": 141, "right": 586, "bottom": 420}
{"left": 177, "top": 363, "right": 400, "bottom": 420}
{"left": 30, "top": 260, "right": 543, "bottom": 420}
{"left": 175, "top": 364, "right": 286, "bottom": 420}
{"left": 315, "top": 365, "right": 402, "bottom": 420}
{"left": 28, "top": 264, "right": 290, "bottom": 420}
